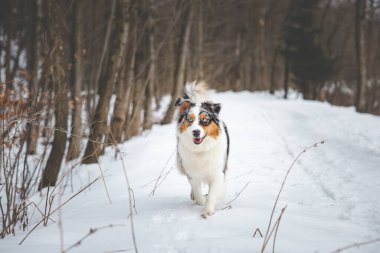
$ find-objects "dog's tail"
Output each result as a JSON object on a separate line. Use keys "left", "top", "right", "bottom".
{"left": 184, "top": 81, "right": 209, "bottom": 104}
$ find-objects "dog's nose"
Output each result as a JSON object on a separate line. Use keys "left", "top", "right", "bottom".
{"left": 192, "top": 130, "right": 201, "bottom": 137}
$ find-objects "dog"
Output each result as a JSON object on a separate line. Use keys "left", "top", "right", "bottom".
{"left": 175, "top": 81, "right": 230, "bottom": 218}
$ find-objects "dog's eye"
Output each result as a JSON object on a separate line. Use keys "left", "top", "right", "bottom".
{"left": 201, "top": 118, "right": 210, "bottom": 126}
{"left": 186, "top": 115, "right": 194, "bottom": 124}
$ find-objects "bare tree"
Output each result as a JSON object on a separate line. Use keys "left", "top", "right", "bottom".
{"left": 82, "top": 0, "right": 131, "bottom": 164}
{"left": 143, "top": 2, "right": 156, "bottom": 131}
{"left": 355, "top": 0, "right": 367, "bottom": 112}
{"left": 110, "top": 62, "right": 129, "bottom": 143}
{"left": 121, "top": 19, "right": 138, "bottom": 141}
{"left": 26, "top": 0, "right": 41, "bottom": 155}
{"left": 162, "top": 1, "right": 193, "bottom": 124}
{"left": 126, "top": 80, "right": 144, "bottom": 138}
{"left": 66, "top": 0, "right": 85, "bottom": 161}
{"left": 39, "top": 0, "right": 69, "bottom": 190}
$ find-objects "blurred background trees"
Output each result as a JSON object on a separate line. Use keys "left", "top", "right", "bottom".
{"left": 0, "top": 0, "right": 380, "bottom": 192}
{"left": 282, "top": 0, "right": 335, "bottom": 100}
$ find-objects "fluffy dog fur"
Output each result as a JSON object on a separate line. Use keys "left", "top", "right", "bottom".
{"left": 175, "top": 81, "right": 230, "bottom": 218}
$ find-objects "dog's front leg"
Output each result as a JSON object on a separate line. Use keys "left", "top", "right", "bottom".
{"left": 202, "top": 173, "right": 224, "bottom": 218}
{"left": 188, "top": 178, "right": 205, "bottom": 206}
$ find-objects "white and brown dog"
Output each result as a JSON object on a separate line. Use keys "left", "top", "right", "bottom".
{"left": 175, "top": 81, "right": 230, "bottom": 218}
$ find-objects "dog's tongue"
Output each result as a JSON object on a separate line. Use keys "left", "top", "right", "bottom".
{"left": 193, "top": 138, "right": 202, "bottom": 144}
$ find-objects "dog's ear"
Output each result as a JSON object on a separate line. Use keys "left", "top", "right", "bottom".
{"left": 175, "top": 98, "right": 193, "bottom": 114}
{"left": 175, "top": 97, "right": 184, "bottom": 107}
{"left": 212, "top": 103, "right": 221, "bottom": 115}
{"left": 201, "top": 102, "right": 221, "bottom": 115}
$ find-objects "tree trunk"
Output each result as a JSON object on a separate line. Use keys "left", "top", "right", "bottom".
{"left": 121, "top": 23, "right": 137, "bottom": 141}
{"left": 366, "top": 0, "right": 375, "bottom": 113}
{"left": 143, "top": 19, "right": 155, "bottom": 131}
{"left": 85, "top": 0, "right": 103, "bottom": 124}
{"left": 258, "top": 14, "right": 268, "bottom": 90}
{"left": 82, "top": 0, "right": 130, "bottom": 164}
{"left": 302, "top": 81, "right": 313, "bottom": 100}
{"left": 124, "top": 8, "right": 150, "bottom": 138}
{"left": 244, "top": 54, "right": 252, "bottom": 91}
{"left": 143, "top": 79, "right": 153, "bottom": 130}
{"left": 110, "top": 63, "right": 128, "bottom": 143}
{"left": 26, "top": 0, "right": 40, "bottom": 155}
{"left": 112, "top": 11, "right": 137, "bottom": 143}
{"left": 270, "top": 49, "right": 279, "bottom": 94}
{"left": 126, "top": 79, "right": 143, "bottom": 138}
{"left": 283, "top": 54, "right": 289, "bottom": 99}
{"left": 122, "top": 85, "right": 133, "bottom": 140}
{"left": 66, "top": 0, "right": 85, "bottom": 161}
{"left": 197, "top": 0, "right": 204, "bottom": 80}
{"left": 162, "top": 1, "right": 193, "bottom": 124}
{"left": 234, "top": 32, "right": 242, "bottom": 90}
{"left": 39, "top": 0, "right": 68, "bottom": 190}
{"left": 355, "top": 0, "right": 367, "bottom": 112}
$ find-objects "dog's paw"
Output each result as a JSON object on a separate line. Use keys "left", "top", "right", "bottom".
{"left": 201, "top": 207, "right": 215, "bottom": 218}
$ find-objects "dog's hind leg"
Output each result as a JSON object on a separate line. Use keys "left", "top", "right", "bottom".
{"left": 188, "top": 178, "right": 205, "bottom": 206}
{"left": 202, "top": 173, "right": 224, "bottom": 218}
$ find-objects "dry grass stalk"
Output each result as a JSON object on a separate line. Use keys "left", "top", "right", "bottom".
{"left": 109, "top": 132, "right": 139, "bottom": 253}
{"left": 149, "top": 149, "right": 176, "bottom": 196}
{"left": 220, "top": 181, "right": 251, "bottom": 211}
{"left": 329, "top": 238, "right": 380, "bottom": 253}
{"left": 261, "top": 140, "right": 326, "bottom": 253}
{"left": 18, "top": 176, "right": 101, "bottom": 245}
{"left": 63, "top": 224, "right": 126, "bottom": 253}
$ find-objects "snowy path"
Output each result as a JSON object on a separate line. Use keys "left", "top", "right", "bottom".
{"left": 2, "top": 91, "right": 380, "bottom": 253}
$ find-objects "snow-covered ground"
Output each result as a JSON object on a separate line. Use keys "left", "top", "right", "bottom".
{"left": 2, "top": 91, "right": 380, "bottom": 253}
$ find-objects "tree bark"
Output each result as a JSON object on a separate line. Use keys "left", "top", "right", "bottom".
{"left": 126, "top": 80, "right": 143, "bottom": 138}
{"left": 121, "top": 21, "right": 137, "bottom": 141}
{"left": 355, "top": 0, "right": 367, "bottom": 112}
{"left": 366, "top": 0, "right": 375, "bottom": 113}
{"left": 143, "top": 79, "right": 154, "bottom": 130}
{"left": 111, "top": 9, "right": 137, "bottom": 143}
{"left": 283, "top": 54, "right": 289, "bottom": 99}
{"left": 39, "top": 0, "right": 68, "bottom": 190}
{"left": 26, "top": 0, "right": 40, "bottom": 155}
{"left": 162, "top": 1, "right": 193, "bottom": 124}
{"left": 82, "top": 0, "right": 130, "bottom": 164}
{"left": 143, "top": 17, "right": 155, "bottom": 131}
{"left": 66, "top": 0, "right": 85, "bottom": 161}
{"left": 85, "top": 1, "right": 103, "bottom": 123}
{"left": 258, "top": 13, "right": 268, "bottom": 90}
{"left": 110, "top": 63, "right": 128, "bottom": 143}
{"left": 124, "top": 5, "right": 150, "bottom": 139}
{"left": 270, "top": 49, "right": 279, "bottom": 94}
{"left": 197, "top": 0, "right": 204, "bottom": 80}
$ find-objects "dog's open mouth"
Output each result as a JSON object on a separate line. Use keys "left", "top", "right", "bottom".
{"left": 193, "top": 133, "right": 207, "bottom": 145}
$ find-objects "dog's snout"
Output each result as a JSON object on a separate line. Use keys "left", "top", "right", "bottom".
{"left": 192, "top": 130, "right": 201, "bottom": 137}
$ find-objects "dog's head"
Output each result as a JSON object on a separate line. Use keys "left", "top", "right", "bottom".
{"left": 176, "top": 97, "right": 222, "bottom": 149}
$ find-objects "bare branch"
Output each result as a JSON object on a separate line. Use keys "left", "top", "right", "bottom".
{"left": 63, "top": 224, "right": 126, "bottom": 253}
{"left": 329, "top": 238, "right": 380, "bottom": 253}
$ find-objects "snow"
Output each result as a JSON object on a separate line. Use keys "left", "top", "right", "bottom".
{"left": 2, "top": 91, "right": 380, "bottom": 253}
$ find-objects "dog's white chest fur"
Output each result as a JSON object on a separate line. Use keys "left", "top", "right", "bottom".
{"left": 178, "top": 128, "right": 227, "bottom": 183}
